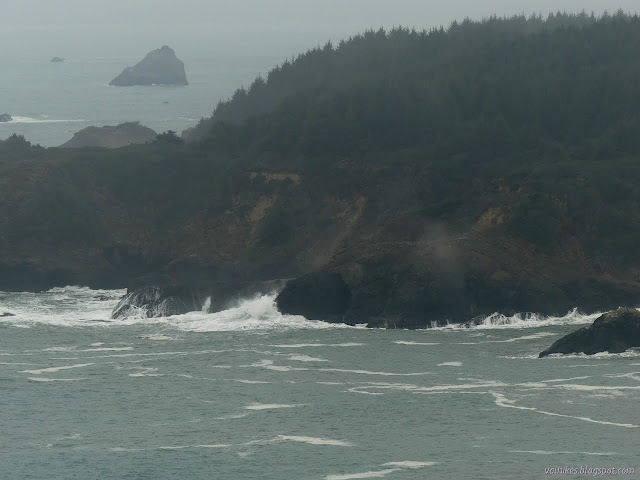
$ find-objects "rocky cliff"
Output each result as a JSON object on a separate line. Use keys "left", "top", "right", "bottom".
{"left": 3, "top": 16, "right": 640, "bottom": 328}
{"left": 109, "top": 46, "right": 188, "bottom": 86}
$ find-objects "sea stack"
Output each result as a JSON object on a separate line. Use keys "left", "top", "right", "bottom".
{"left": 109, "top": 46, "right": 188, "bottom": 86}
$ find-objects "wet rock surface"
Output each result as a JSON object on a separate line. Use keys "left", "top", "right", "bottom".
{"left": 112, "top": 280, "right": 284, "bottom": 319}
{"left": 275, "top": 272, "right": 351, "bottom": 324}
{"left": 539, "top": 307, "right": 640, "bottom": 357}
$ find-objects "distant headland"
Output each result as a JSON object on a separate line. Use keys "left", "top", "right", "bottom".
{"left": 59, "top": 122, "right": 158, "bottom": 148}
{"left": 109, "top": 46, "right": 188, "bottom": 86}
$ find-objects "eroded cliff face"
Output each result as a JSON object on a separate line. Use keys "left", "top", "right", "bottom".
{"left": 109, "top": 46, "right": 188, "bottom": 86}
{"left": 276, "top": 235, "right": 640, "bottom": 328}
{"left": 1, "top": 146, "right": 639, "bottom": 327}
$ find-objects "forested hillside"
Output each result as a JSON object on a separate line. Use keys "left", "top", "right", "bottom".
{"left": 3, "top": 12, "right": 640, "bottom": 325}
{"left": 190, "top": 10, "right": 637, "bottom": 153}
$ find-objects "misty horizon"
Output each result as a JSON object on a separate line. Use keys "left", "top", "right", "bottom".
{"left": 2, "top": 1, "right": 639, "bottom": 63}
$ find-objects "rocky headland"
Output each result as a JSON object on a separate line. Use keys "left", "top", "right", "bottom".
{"left": 109, "top": 46, "right": 188, "bottom": 86}
{"left": 3, "top": 16, "right": 640, "bottom": 328}
{"left": 539, "top": 308, "right": 640, "bottom": 357}
{"left": 59, "top": 122, "right": 157, "bottom": 148}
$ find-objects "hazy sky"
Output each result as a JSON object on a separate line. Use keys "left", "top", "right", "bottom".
{"left": 3, "top": 1, "right": 638, "bottom": 31}
{"left": 2, "top": 1, "right": 638, "bottom": 61}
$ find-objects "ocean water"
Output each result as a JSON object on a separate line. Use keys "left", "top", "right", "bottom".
{"left": 1, "top": 287, "right": 638, "bottom": 479}
{"left": 0, "top": 40, "right": 299, "bottom": 147}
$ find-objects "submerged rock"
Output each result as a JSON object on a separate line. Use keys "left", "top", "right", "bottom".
{"left": 109, "top": 46, "right": 188, "bottom": 86}
{"left": 0, "top": 113, "right": 12, "bottom": 122}
{"left": 59, "top": 122, "right": 157, "bottom": 148}
{"left": 539, "top": 307, "right": 640, "bottom": 357}
{"left": 0, "top": 312, "right": 15, "bottom": 317}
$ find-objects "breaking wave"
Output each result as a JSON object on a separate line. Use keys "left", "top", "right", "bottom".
{"left": 5, "top": 116, "right": 86, "bottom": 124}
{"left": 0, "top": 287, "right": 352, "bottom": 331}
{"left": 437, "top": 308, "right": 607, "bottom": 330}
{"left": 0, "top": 286, "right": 629, "bottom": 331}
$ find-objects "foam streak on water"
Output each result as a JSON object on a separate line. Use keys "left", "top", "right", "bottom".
{"left": 1, "top": 286, "right": 639, "bottom": 479}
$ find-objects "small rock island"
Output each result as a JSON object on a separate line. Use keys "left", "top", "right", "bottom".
{"left": 50, "top": 57, "right": 65, "bottom": 63}
{"left": 60, "top": 122, "right": 158, "bottom": 148}
{"left": 539, "top": 307, "right": 640, "bottom": 357}
{"left": 109, "top": 46, "right": 188, "bottom": 86}
{"left": 0, "top": 113, "right": 12, "bottom": 122}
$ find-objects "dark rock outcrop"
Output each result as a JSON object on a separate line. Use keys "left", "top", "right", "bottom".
{"left": 276, "top": 238, "right": 640, "bottom": 329}
{"left": 112, "top": 280, "right": 285, "bottom": 319}
{"left": 539, "top": 307, "right": 640, "bottom": 357}
{"left": 275, "top": 272, "right": 351, "bottom": 323}
{"left": 112, "top": 285, "right": 203, "bottom": 319}
{"left": 50, "top": 57, "right": 65, "bottom": 63}
{"left": 0, "top": 312, "right": 15, "bottom": 317}
{"left": 109, "top": 46, "right": 188, "bottom": 86}
{"left": 59, "top": 122, "right": 157, "bottom": 148}
{"left": 0, "top": 113, "right": 12, "bottom": 122}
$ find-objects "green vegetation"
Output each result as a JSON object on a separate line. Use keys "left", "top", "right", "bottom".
{"left": 155, "top": 130, "right": 185, "bottom": 145}
{"left": 186, "top": 12, "right": 640, "bottom": 263}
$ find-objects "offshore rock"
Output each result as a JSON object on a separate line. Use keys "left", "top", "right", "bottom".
{"left": 109, "top": 46, "right": 188, "bottom": 86}
{"left": 60, "top": 122, "right": 157, "bottom": 148}
{"left": 50, "top": 57, "right": 65, "bottom": 63}
{"left": 0, "top": 113, "right": 12, "bottom": 122}
{"left": 0, "top": 312, "right": 15, "bottom": 317}
{"left": 539, "top": 307, "right": 640, "bottom": 357}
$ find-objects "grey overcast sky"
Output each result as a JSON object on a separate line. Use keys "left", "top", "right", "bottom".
{"left": 2, "top": 1, "right": 638, "bottom": 61}
{"left": 3, "top": 1, "right": 638, "bottom": 30}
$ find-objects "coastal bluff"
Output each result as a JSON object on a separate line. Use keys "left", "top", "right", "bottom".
{"left": 109, "top": 46, "right": 188, "bottom": 86}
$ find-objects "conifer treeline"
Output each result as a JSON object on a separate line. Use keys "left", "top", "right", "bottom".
{"left": 189, "top": 10, "right": 640, "bottom": 160}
